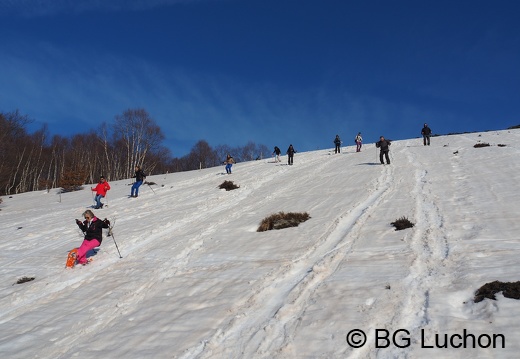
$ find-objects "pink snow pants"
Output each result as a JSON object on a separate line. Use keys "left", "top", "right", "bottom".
{"left": 77, "top": 239, "right": 100, "bottom": 264}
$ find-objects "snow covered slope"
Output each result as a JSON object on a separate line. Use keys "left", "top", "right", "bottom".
{"left": 1, "top": 130, "right": 520, "bottom": 358}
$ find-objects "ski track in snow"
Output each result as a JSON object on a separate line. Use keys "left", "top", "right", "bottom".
{"left": 316, "top": 142, "right": 447, "bottom": 359}
{"left": 183, "top": 158, "right": 397, "bottom": 358}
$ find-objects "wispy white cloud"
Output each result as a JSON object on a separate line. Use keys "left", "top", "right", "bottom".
{"left": 0, "top": 41, "right": 453, "bottom": 156}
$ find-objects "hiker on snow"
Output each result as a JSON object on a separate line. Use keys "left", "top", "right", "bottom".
{"left": 272, "top": 146, "right": 281, "bottom": 162}
{"left": 375, "top": 136, "right": 391, "bottom": 165}
{"left": 224, "top": 154, "right": 235, "bottom": 174}
{"left": 421, "top": 123, "right": 432, "bottom": 146}
{"left": 91, "top": 176, "right": 110, "bottom": 209}
{"left": 286, "top": 144, "right": 296, "bottom": 165}
{"left": 131, "top": 165, "right": 146, "bottom": 198}
{"left": 74, "top": 210, "right": 110, "bottom": 265}
{"left": 355, "top": 132, "right": 363, "bottom": 152}
{"left": 333, "top": 135, "right": 342, "bottom": 154}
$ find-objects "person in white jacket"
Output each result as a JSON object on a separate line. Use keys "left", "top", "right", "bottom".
{"left": 355, "top": 132, "right": 363, "bottom": 152}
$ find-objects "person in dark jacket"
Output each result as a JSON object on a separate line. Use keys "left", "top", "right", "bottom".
{"left": 75, "top": 210, "right": 110, "bottom": 265}
{"left": 131, "top": 165, "right": 147, "bottom": 198}
{"left": 421, "top": 123, "right": 432, "bottom": 146}
{"left": 286, "top": 144, "right": 296, "bottom": 165}
{"left": 272, "top": 146, "right": 281, "bottom": 162}
{"left": 333, "top": 135, "right": 342, "bottom": 154}
{"left": 375, "top": 136, "right": 391, "bottom": 165}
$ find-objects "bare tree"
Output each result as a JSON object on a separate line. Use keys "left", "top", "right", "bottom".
{"left": 214, "top": 144, "right": 233, "bottom": 165}
{"left": 189, "top": 140, "right": 219, "bottom": 169}
{"left": 113, "top": 108, "right": 165, "bottom": 178}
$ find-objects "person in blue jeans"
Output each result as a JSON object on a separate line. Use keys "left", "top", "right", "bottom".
{"left": 91, "top": 176, "right": 110, "bottom": 209}
{"left": 224, "top": 154, "right": 235, "bottom": 174}
{"left": 131, "top": 165, "right": 146, "bottom": 197}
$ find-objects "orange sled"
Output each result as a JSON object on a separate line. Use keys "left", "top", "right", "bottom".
{"left": 66, "top": 248, "right": 78, "bottom": 268}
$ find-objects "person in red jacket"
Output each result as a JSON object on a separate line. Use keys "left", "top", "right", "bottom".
{"left": 91, "top": 176, "right": 110, "bottom": 209}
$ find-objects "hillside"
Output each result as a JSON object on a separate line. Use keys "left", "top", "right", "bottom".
{"left": 1, "top": 130, "right": 520, "bottom": 359}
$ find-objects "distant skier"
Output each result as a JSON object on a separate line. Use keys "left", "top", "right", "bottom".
{"left": 91, "top": 176, "right": 110, "bottom": 209}
{"left": 355, "top": 132, "right": 363, "bottom": 152}
{"left": 333, "top": 135, "right": 342, "bottom": 154}
{"left": 421, "top": 123, "right": 432, "bottom": 146}
{"left": 272, "top": 146, "right": 281, "bottom": 162}
{"left": 73, "top": 210, "right": 110, "bottom": 266}
{"left": 224, "top": 154, "right": 235, "bottom": 174}
{"left": 375, "top": 136, "right": 391, "bottom": 165}
{"left": 286, "top": 144, "right": 296, "bottom": 165}
{"left": 130, "top": 165, "right": 146, "bottom": 198}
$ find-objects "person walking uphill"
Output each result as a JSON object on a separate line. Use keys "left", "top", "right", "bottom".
{"left": 91, "top": 176, "right": 110, "bottom": 209}
{"left": 74, "top": 210, "right": 110, "bottom": 265}
{"left": 131, "top": 165, "right": 146, "bottom": 198}
{"left": 375, "top": 136, "right": 391, "bottom": 165}
{"left": 333, "top": 135, "right": 342, "bottom": 154}
{"left": 355, "top": 132, "right": 363, "bottom": 152}
{"left": 421, "top": 123, "right": 432, "bottom": 146}
{"left": 224, "top": 154, "right": 235, "bottom": 174}
{"left": 273, "top": 146, "right": 281, "bottom": 162}
{"left": 286, "top": 144, "right": 296, "bottom": 165}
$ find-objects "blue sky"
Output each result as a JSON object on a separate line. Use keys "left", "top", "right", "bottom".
{"left": 1, "top": 0, "right": 519, "bottom": 157}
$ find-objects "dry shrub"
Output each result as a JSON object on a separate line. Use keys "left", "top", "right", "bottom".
{"left": 391, "top": 216, "right": 414, "bottom": 231}
{"left": 59, "top": 168, "right": 87, "bottom": 193}
{"left": 474, "top": 280, "right": 520, "bottom": 303}
{"left": 15, "top": 276, "right": 35, "bottom": 285}
{"left": 257, "top": 211, "right": 311, "bottom": 232}
{"left": 474, "top": 142, "right": 490, "bottom": 148}
{"left": 497, "top": 144, "right": 507, "bottom": 147}
{"left": 219, "top": 180, "right": 240, "bottom": 191}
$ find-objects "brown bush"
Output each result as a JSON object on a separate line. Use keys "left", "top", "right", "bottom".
{"left": 474, "top": 280, "right": 520, "bottom": 303}
{"left": 391, "top": 216, "right": 414, "bottom": 231}
{"left": 257, "top": 211, "right": 311, "bottom": 232}
{"left": 218, "top": 180, "right": 240, "bottom": 191}
{"left": 59, "top": 168, "right": 87, "bottom": 193}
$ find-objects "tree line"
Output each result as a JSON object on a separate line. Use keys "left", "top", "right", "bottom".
{"left": 0, "top": 108, "right": 269, "bottom": 196}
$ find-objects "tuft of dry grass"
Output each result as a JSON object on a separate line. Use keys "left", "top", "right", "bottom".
{"left": 473, "top": 142, "right": 490, "bottom": 148}
{"left": 14, "top": 276, "right": 35, "bottom": 285}
{"left": 218, "top": 180, "right": 240, "bottom": 191}
{"left": 257, "top": 211, "right": 311, "bottom": 232}
{"left": 391, "top": 216, "right": 414, "bottom": 231}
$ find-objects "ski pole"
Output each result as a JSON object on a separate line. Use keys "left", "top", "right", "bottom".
{"left": 148, "top": 183, "right": 156, "bottom": 194}
{"left": 108, "top": 225, "right": 123, "bottom": 258}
